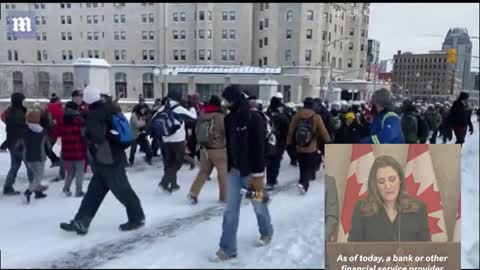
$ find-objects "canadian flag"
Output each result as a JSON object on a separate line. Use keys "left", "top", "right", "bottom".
{"left": 453, "top": 194, "right": 461, "bottom": 242}
{"left": 337, "top": 145, "right": 374, "bottom": 242}
{"left": 404, "top": 144, "right": 448, "bottom": 242}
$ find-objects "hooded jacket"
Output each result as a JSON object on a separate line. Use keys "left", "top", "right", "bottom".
{"left": 152, "top": 99, "right": 198, "bottom": 143}
{"left": 4, "top": 93, "right": 28, "bottom": 148}
{"left": 360, "top": 108, "right": 404, "bottom": 144}
{"left": 46, "top": 101, "right": 64, "bottom": 140}
{"left": 287, "top": 108, "right": 332, "bottom": 153}
{"left": 16, "top": 123, "right": 50, "bottom": 162}
{"left": 266, "top": 99, "right": 290, "bottom": 155}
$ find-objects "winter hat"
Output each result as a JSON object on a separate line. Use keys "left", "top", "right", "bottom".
{"left": 345, "top": 112, "right": 356, "bottom": 120}
{"left": 50, "top": 93, "right": 60, "bottom": 103}
{"left": 459, "top": 92, "right": 469, "bottom": 101}
{"left": 222, "top": 85, "right": 245, "bottom": 104}
{"left": 26, "top": 109, "right": 41, "bottom": 124}
{"left": 303, "top": 97, "right": 314, "bottom": 109}
{"left": 269, "top": 96, "right": 282, "bottom": 110}
{"left": 11, "top": 92, "right": 25, "bottom": 107}
{"left": 371, "top": 88, "right": 392, "bottom": 108}
{"left": 83, "top": 85, "right": 101, "bottom": 104}
{"left": 274, "top": 92, "right": 284, "bottom": 100}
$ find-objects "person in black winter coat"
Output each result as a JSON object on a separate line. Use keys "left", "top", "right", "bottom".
{"left": 334, "top": 112, "right": 361, "bottom": 144}
{"left": 265, "top": 96, "right": 290, "bottom": 190}
{"left": 448, "top": 92, "right": 473, "bottom": 145}
{"left": 60, "top": 86, "right": 145, "bottom": 235}
{"left": 2, "top": 93, "right": 34, "bottom": 195}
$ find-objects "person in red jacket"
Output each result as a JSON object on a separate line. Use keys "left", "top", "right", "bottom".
{"left": 45, "top": 93, "right": 64, "bottom": 167}
{"left": 53, "top": 98, "right": 87, "bottom": 197}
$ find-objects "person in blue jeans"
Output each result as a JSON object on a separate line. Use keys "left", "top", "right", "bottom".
{"left": 216, "top": 85, "right": 273, "bottom": 261}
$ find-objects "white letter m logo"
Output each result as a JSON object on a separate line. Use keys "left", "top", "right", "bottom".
{"left": 12, "top": 17, "right": 32, "bottom": 32}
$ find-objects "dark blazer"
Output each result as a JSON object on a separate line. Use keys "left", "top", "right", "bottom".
{"left": 348, "top": 199, "right": 431, "bottom": 242}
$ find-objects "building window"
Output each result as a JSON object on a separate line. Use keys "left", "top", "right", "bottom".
{"left": 264, "top": 37, "right": 268, "bottom": 46}
{"left": 259, "top": 39, "right": 263, "bottom": 48}
{"left": 180, "top": 12, "right": 186, "bottom": 22}
{"left": 88, "top": 50, "right": 93, "bottom": 58}
{"left": 348, "top": 43, "right": 353, "bottom": 50}
{"left": 115, "top": 72, "right": 127, "bottom": 98}
{"left": 222, "top": 11, "right": 228, "bottom": 21}
{"left": 198, "top": 49, "right": 205, "bottom": 61}
{"left": 173, "top": 12, "right": 178, "bottom": 22}
{"left": 305, "top": 50, "right": 312, "bottom": 62}
{"left": 207, "top": 29, "right": 212, "bottom": 39}
{"left": 173, "top": 50, "right": 179, "bottom": 61}
{"left": 259, "top": 21, "right": 263, "bottom": 30}
{"left": 149, "top": 31, "right": 155, "bottom": 40}
{"left": 142, "top": 14, "right": 147, "bottom": 23}
{"left": 348, "top": 58, "right": 353, "bottom": 68}
{"left": 361, "top": 29, "right": 366, "bottom": 37}
{"left": 199, "top": 11, "right": 205, "bottom": 21}
{"left": 304, "top": 10, "right": 313, "bottom": 21}
{"left": 121, "top": 15, "right": 126, "bottom": 23}
{"left": 87, "top": 32, "right": 92, "bottom": 40}
{"left": 306, "top": 29, "right": 313, "bottom": 39}
{"left": 116, "top": 32, "right": 121, "bottom": 40}
{"left": 360, "top": 60, "right": 364, "bottom": 68}
{"left": 229, "top": 29, "right": 235, "bottom": 39}
{"left": 149, "top": 14, "right": 154, "bottom": 23}
{"left": 199, "top": 29, "right": 205, "bottom": 39}
{"left": 38, "top": 72, "right": 50, "bottom": 97}
{"left": 113, "top": 15, "right": 119, "bottom": 23}
{"left": 180, "top": 50, "right": 186, "bottom": 61}
{"left": 229, "top": 11, "right": 236, "bottom": 21}
{"left": 61, "top": 16, "right": 66, "bottom": 24}
{"left": 92, "top": 15, "right": 98, "bottom": 24}
{"left": 341, "top": 26, "right": 343, "bottom": 36}
{"left": 12, "top": 71, "right": 23, "bottom": 92}
{"left": 265, "top": 3, "right": 269, "bottom": 9}
{"left": 349, "top": 28, "right": 354, "bottom": 36}
{"left": 121, "top": 50, "right": 126, "bottom": 60}
{"left": 323, "top": 12, "right": 328, "bottom": 22}
{"left": 260, "top": 3, "right": 264, "bottom": 11}
{"left": 328, "top": 32, "right": 331, "bottom": 42}
{"left": 229, "top": 50, "right": 235, "bottom": 61}
{"left": 143, "top": 50, "right": 148, "bottom": 60}
{"left": 332, "top": 57, "right": 336, "bottom": 68}
{"left": 68, "top": 50, "right": 73, "bottom": 60}
{"left": 263, "top": 56, "right": 268, "bottom": 66}
{"left": 286, "top": 29, "right": 292, "bottom": 39}
{"left": 338, "top": 58, "right": 342, "bottom": 69}
{"left": 207, "top": 50, "right": 212, "bottom": 61}
{"left": 207, "top": 11, "right": 212, "bottom": 21}
{"left": 63, "top": 72, "right": 74, "bottom": 97}
{"left": 334, "top": 24, "right": 337, "bottom": 33}
{"left": 143, "top": 73, "right": 154, "bottom": 98}
{"left": 180, "top": 30, "right": 186, "bottom": 40}
{"left": 322, "top": 31, "right": 327, "bottom": 41}
{"left": 94, "top": 32, "right": 99, "bottom": 40}
{"left": 287, "top": 11, "right": 293, "bottom": 22}
{"left": 222, "top": 50, "right": 227, "bottom": 61}
{"left": 222, "top": 30, "right": 228, "bottom": 39}
{"left": 259, "top": 59, "right": 263, "bottom": 67}
{"left": 360, "top": 44, "right": 364, "bottom": 51}
{"left": 285, "top": 49, "right": 291, "bottom": 62}
{"left": 120, "top": 31, "right": 126, "bottom": 40}
{"left": 173, "top": 30, "right": 178, "bottom": 39}
{"left": 264, "top": 18, "right": 269, "bottom": 28}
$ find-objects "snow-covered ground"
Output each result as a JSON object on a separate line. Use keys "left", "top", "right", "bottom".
{"left": 0, "top": 118, "right": 478, "bottom": 269}
{"left": 0, "top": 120, "right": 323, "bottom": 269}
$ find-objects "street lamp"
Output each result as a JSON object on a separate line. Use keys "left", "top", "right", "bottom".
{"left": 321, "top": 36, "right": 349, "bottom": 100}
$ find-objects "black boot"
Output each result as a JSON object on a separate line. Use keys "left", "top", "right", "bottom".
{"left": 60, "top": 220, "right": 89, "bottom": 235}
{"left": 34, "top": 191, "right": 47, "bottom": 199}
{"left": 170, "top": 184, "right": 180, "bottom": 192}
{"left": 24, "top": 189, "right": 32, "bottom": 204}
{"left": 3, "top": 187, "right": 21, "bottom": 196}
{"left": 119, "top": 220, "right": 145, "bottom": 231}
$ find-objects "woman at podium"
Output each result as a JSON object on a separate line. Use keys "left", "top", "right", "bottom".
{"left": 348, "top": 155, "right": 431, "bottom": 242}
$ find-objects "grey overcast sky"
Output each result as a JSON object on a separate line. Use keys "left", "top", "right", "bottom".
{"left": 369, "top": 3, "right": 479, "bottom": 71}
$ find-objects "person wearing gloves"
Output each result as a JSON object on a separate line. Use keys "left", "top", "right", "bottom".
{"left": 215, "top": 85, "right": 273, "bottom": 261}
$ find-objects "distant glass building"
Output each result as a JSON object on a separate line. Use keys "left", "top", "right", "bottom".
{"left": 442, "top": 27, "right": 473, "bottom": 89}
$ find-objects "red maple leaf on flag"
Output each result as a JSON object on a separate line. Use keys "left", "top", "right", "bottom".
{"left": 341, "top": 173, "right": 368, "bottom": 235}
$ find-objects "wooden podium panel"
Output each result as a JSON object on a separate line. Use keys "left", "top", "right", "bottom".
{"left": 326, "top": 242, "right": 460, "bottom": 270}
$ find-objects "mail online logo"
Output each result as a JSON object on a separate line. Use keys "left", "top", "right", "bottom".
{"left": 6, "top": 10, "right": 37, "bottom": 39}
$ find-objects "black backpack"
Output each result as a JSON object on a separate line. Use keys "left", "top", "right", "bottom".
{"left": 295, "top": 115, "right": 315, "bottom": 147}
{"left": 251, "top": 110, "right": 277, "bottom": 158}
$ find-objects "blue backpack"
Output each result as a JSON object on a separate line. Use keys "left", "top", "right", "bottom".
{"left": 149, "top": 101, "right": 181, "bottom": 138}
{"left": 110, "top": 113, "right": 133, "bottom": 149}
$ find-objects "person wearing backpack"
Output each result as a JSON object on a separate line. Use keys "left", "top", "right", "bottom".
{"left": 215, "top": 85, "right": 272, "bottom": 261}
{"left": 401, "top": 100, "right": 419, "bottom": 143}
{"left": 129, "top": 103, "right": 153, "bottom": 166}
{"left": 150, "top": 88, "right": 197, "bottom": 193}
{"left": 60, "top": 86, "right": 145, "bottom": 235}
{"left": 188, "top": 95, "right": 227, "bottom": 204}
{"left": 265, "top": 95, "right": 290, "bottom": 190}
{"left": 360, "top": 88, "right": 404, "bottom": 144}
{"left": 287, "top": 97, "right": 331, "bottom": 194}
{"left": 425, "top": 104, "right": 442, "bottom": 144}
{"left": 417, "top": 107, "right": 430, "bottom": 144}
{"left": 447, "top": 92, "right": 474, "bottom": 145}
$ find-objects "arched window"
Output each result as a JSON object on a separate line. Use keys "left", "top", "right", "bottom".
{"left": 143, "top": 73, "right": 154, "bottom": 98}
{"left": 115, "top": 72, "right": 127, "bottom": 98}
{"left": 13, "top": 71, "right": 23, "bottom": 93}
{"left": 38, "top": 71, "right": 50, "bottom": 97}
{"left": 63, "top": 72, "right": 74, "bottom": 97}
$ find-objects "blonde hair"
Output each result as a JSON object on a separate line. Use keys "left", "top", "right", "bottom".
{"left": 360, "top": 155, "right": 420, "bottom": 216}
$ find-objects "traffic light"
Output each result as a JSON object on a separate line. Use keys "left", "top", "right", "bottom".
{"left": 447, "top": 48, "right": 457, "bottom": 64}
